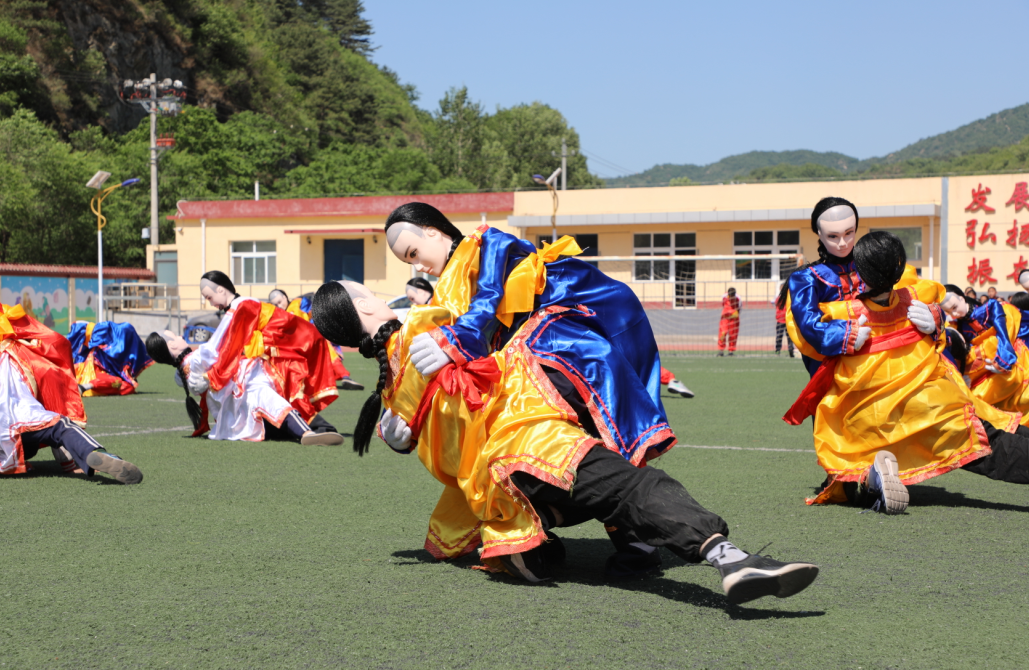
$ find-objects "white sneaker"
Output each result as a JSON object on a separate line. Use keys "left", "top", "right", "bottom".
{"left": 667, "top": 379, "right": 695, "bottom": 398}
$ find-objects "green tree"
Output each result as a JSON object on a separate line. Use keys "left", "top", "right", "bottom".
{"left": 487, "top": 102, "right": 601, "bottom": 190}
{"left": 668, "top": 176, "right": 694, "bottom": 186}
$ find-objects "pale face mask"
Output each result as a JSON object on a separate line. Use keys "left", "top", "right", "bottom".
{"left": 387, "top": 222, "right": 453, "bottom": 277}
{"left": 406, "top": 286, "right": 433, "bottom": 305}
{"left": 339, "top": 280, "right": 398, "bottom": 335}
{"left": 200, "top": 279, "right": 234, "bottom": 310}
{"left": 816, "top": 205, "right": 858, "bottom": 259}
{"left": 941, "top": 293, "right": 970, "bottom": 320}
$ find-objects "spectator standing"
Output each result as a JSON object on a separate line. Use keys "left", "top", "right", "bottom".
{"left": 717, "top": 288, "right": 741, "bottom": 357}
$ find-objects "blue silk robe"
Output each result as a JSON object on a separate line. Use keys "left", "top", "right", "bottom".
{"left": 954, "top": 299, "right": 1018, "bottom": 372}
{"left": 786, "top": 259, "right": 867, "bottom": 376}
{"left": 433, "top": 226, "right": 673, "bottom": 466}
{"left": 68, "top": 321, "right": 153, "bottom": 391}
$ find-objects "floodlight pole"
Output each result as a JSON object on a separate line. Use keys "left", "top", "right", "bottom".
{"left": 89, "top": 176, "right": 139, "bottom": 321}
{"left": 149, "top": 72, "right": 159, "bottom": 246}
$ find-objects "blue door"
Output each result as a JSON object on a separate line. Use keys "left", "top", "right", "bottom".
{"left": 324, "top": 239, "right": 364, "bottom": 283}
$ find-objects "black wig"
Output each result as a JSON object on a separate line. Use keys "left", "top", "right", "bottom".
{"left": 201, "top": 270, "right": 239, "bottom": 298}
{"left": 1009, "top": 292, "right": 1029, "bottom": 312}
{"left": 853, "top": 231, "right": 906, "bottom": 298}
{"left": 310, "top": 281, "right": 403, "bottom": 455}
{"left": 384, "top": 202, "right": 465, "bottom": 268}
{"left": 944, "top": 327, "right": 968, "bottom": 373}
{"left": 776, "top": 196, "right": 860, "bottom": 308}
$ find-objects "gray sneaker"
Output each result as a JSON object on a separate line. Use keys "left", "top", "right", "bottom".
{"left": 86, "top": 450, "right": 143, "bottom": 485}
{"left": 866, "top": 451, "right": 909, "bottom": 514}
{"left": 666, "top": 379, "right": 695, "bottom": 398}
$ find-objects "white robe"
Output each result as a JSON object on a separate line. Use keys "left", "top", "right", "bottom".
{"left": 186, "top": 297, "right": 293, "bottom": 441}
{"left": 0, "top": 351, "right": 60, "bottom": 473}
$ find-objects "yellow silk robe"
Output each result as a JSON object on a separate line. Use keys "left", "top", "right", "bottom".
{"left": 962, "top": 303, "right": 1029, "bottom": 424}
{"left": 383, "top": 306, "right": 599, "bottom": 561}
{"left": 809, "top": 280, "right": 992, "bottom": 505}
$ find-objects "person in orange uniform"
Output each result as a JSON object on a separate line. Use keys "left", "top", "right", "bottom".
{"left": 717, "top": 288, "right": 741, "bottom": 356}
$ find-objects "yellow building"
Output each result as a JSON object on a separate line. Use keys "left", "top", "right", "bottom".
{"left": 157, "top": 173, "right": 1029, "bottom": 312}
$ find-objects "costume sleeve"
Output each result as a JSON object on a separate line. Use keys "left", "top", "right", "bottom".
{"left": 789, "top": 269, "right": 858, "bottom": 357}
{"left": 434, "top": 228, "right": 534, "bottom": 364}
{"left": 987, "top": 300, "right": 1018, "bottom": 371}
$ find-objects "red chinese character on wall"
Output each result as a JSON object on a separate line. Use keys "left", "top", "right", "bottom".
{"left": 1007, "top": 221, "right": 1019, "bottom": 247}
{"left": 1007, "top": 256, "right": 1028, "bottom": 283}
{"left": 1007, "top": 182, "right": 1029, "bottom": 212}
{"left": 1020, "top": 222, "right": 1029, "bottom": 247}
{"left": 965, "top": 183, "right": 996, "bottom": 214}
{"left": 966, "top": 219, "right": 978, "bottom": 248}
{"left": 968, "top": 258, "right": 997, "bottom": 286}
{"left": 979, "top": 222, "right": 997, "bottom": 245}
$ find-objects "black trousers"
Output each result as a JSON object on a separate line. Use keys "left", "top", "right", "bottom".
{"left": 262, "top": 409, "right": 323, "bottom": 442}
{"left": 774, "top": 323, "right": 794, "bottom": 354}
{"left": 22, "top": 417, "right": 102, "bottom": 474}
{"left": 511, "top": 445, "right": 730, "bottom": 563}
{"left": 962, "top": 420, "right": 1029, "bottom": 484}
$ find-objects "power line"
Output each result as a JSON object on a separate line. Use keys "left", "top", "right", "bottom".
{"left": 579, "top": 148, "right": 640, "bottom": 177}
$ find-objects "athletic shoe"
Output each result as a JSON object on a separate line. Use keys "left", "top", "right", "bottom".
{"left": 338, "top": 378, "right": 365, "bottom": 391}
{"left": 86, "top": 449, "right": 143, "bottom": 485}
{"left": 727, "top": 352, "right": 735, "bottom": 356}
{"left": 605, "top": 543, "right": 663, "bottom": 580}
{"left": 667, "top": 379, "right": 695, "bottom": 398}
{"left": 498, "top": 546, "right": 551, "bottom": 583}
{"left": 300, "top": 431, "right": 346, "bottom": 446}
{"left": 866, "top": 450, "right": 909, "bottom": 514}
{"left": 717, "top": 554, "right": 819, "bottom": 605}
{"left": 717, "top": 351, "right": 724, "bottom": 357}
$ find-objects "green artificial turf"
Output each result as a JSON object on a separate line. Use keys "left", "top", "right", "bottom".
{"left": 2, "top": 355, "right": 1028, "bottom": 668}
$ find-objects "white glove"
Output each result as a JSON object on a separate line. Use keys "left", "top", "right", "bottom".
{"left": 907, "top": 300, "right": 936, "bottom": 335}
{"left": 186, "top": 357, "right": 209, "bottom": 395}
{"left": 853, "top": 314, "right": 871, "bottom": 351}
{"left": 379, "top": 409, "right": 413, "bottom": 453}
{"left": 410, "top": 332, "right": 452, "bottom": 376}
{"left": 985, "top": 358, "right": 1001, "bottom": 374}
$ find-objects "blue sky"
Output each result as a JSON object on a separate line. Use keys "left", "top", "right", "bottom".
{"left": 366, "top": 1, "right": 1026, "bottom": 178}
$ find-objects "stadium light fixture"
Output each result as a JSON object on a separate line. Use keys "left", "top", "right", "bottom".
{"left": 532, "top": 168, "right": 562, "bottom": 244}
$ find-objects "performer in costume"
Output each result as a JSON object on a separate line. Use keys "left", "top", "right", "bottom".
{"left": 146, "top": 271, "right": 344, "bottom": 444}
{"left": 1006, "top": 292, "right": 1029, "bottom": 347}
{"left": 940, "top": 284, "right": 1029, "bottom": 423}
{"left": 405, "top": 277, "right": 434, "bottom": 305}
{"left": 311, "top": 280, "right": 819, "bottom": 604}
{"left": 786, "top": 232, "right": 1029, "bottom": 513}
{"left": 269, "top": 288, "right": 362, "bottom": 390}
{"left": 68, "top": 321, "right": 153, "bottom": 396}
{"left": 384, "top": 202, "right": 673, "bottom": 467}
{"left": 0, "top": 303, "right": 143, "bottom": 483}
{"left": 778, "top": 196, "right": 919, "bottom": 377}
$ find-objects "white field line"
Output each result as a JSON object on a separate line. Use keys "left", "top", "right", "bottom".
{"left": 677, "top": 444, "right": 810, "bottom": 454}
{"left": 89, "top": 426, "right": 193, "bottom": 438}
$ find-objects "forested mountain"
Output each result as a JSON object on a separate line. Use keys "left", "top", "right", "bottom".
{"left": 610, "top": 102, "right": 1029, "bottom": 187}
{"left": 0, "top": 0, "right": 597, "bottom": 267}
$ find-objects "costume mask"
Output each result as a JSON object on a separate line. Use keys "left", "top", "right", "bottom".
{"left": 941, "top": 293, "right": 970, "bottom": 320}
{"left": 200, "top": 278, "right": 234, "bottom": 310}
{"left": 387, "top": 222, "right": 453, "bottom": 277}
{"left": 816, "top": 205, "right": 858, "bottom": 259}
{"left": 406, "top": 286, "right": 433, "bottom": 305}
{"left": 340, "top": 281, "right": 398, "bottom": 334}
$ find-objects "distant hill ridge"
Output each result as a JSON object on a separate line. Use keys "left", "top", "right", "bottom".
{"left": 606, "top": 102, "right": 1029, "bottom": 187}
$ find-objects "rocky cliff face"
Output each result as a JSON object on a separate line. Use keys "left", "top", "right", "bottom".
{"left": 30, "top": 0, "right": 195, "bottom": 135}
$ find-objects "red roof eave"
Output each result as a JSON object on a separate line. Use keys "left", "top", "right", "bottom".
{"left": 0, "top": 264, "right": 155, "bottom": 279}
{"left": 167, "top": 192, "right": 515, "bottom": 221}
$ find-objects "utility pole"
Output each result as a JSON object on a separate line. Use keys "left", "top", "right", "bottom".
{"left": 122, "top": 76, "right": 185, "bottom": 254}
{"left": 553, "top": 138, "right": 576, "bottom": 191}
{"left": 149, "top": 72, "right": 159, "bottom": 246}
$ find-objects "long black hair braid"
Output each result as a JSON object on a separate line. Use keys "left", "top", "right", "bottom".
{"left": 145, "top": 332, "right": 203, "bottom": 431}
{"left": 310, "top": 281, "right": 403, "bottom": 456}
{"left": 385, "top": 202, "right": 466, "bottom": 270}
{"left": 776, "top": 196, "right": 860, "bottom": 309}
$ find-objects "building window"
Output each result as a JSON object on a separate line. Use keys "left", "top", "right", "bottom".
{"left": 538, "top": 233, "right": 599, "bottom": 267}
{"left": 633, "top": 233, "right": 696, "bottom": 281}
{"left": 231, "top": 241, "right": 277, "bottom": 285}
{"left": 869, "top": 227, "right": 922, "bottom": 261}
{"left": 733, "top": 230, "right": 798, "bottom": 280}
